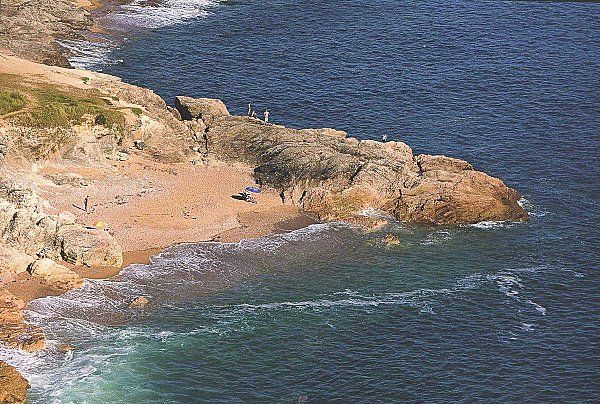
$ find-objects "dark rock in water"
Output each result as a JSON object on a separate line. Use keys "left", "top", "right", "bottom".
{"left": 202, "top": 110, "right": 527, "bottom": 225}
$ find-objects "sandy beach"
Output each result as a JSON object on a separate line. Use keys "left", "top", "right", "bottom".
{"left": 3, "top": 154, "right": 316, "bottom": 304}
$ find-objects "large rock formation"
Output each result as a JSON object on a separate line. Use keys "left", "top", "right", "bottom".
{"left": 188, "top": 110, "right": 527, "bottom": 225}
{"left": 0, "top": 290, "right": 45, "bottom": 352}
{"left": 27, "top": 258, "right": 83, "bottom": 290}
{"left": 0, "top": 360, "right": 29, "bottom": 404}
{"left": 0, "top": 180, "right": 123, "bottom": 267}
{"left": 0, "top": 0, "right": 92, "bottom": 66}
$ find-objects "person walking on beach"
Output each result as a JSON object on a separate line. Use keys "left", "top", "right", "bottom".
{"left": 264, "top": 110, "right": 270, "bottom": 124}
{"left": 84, "top": 195, "right": 90, "bottom": 213}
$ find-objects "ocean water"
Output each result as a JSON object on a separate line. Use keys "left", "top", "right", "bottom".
{"left": 2, "top": 0, "right": 600, "bottom": 402}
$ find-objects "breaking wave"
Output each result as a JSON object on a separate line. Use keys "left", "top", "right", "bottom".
{"left": 110, "top": 0, "right": 222, "bottom": 29}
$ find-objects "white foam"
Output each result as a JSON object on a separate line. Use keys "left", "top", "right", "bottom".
{"left": 214, "top": 274, "right": 490, "bottom": 315}
{"left": 467, "top": 220, "right": 515, "bottom": 229}
{"left": 111, "top": 0, "right": 221, "bottom": 29}
{"left": 420, "top": 230, "right": 452, "bottom": 245}
{"left": 58, "top": 39, "right": 121, "bottom": 70}
{"left": 526, "top": 300, "right": 547, "bottom": 316}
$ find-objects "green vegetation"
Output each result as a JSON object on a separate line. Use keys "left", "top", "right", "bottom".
{"left": 0, "top": 73, "right": 132, "bottom": 159}
{"left": 0, "top": 90, "right": 27, "bottom": 115}
{"left": 0, "top": 73, "right": 127, "bottom": 131}
{"left": 131, "top": 107, "right": 143, "bottom": 117}
{"left": 82, "top": 77, "right": 90, "bottom": 84}
{"left": 14, "top": 89, "right": 126, "bottom": 130}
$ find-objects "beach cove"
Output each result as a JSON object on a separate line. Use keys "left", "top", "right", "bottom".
{"left": 1, "top": 0, "right": 599, "bottom": 402}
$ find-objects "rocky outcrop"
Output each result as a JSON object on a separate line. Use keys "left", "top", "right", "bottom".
{"left": 27, "top": 258, "right": 83, "bottom": 290}
{"left": 0, "top": 0, "right": 92, "bottom": 66}
{"left": 0, "top": 290, "right": 45, "bottom": 352}
{"left": 174, "top": 96, "right": 230, "bottom": 125}
{"left": 182, "top": 106, "right": 528, "bottom": 225}
{"left": 0, "top": 246, "right": 33, "bottom": 280}
{"left": 128, "top": 295, "right": 150, "bottom": 309}
{"left": 0, "top": 181, "right": 123, "bottom": 267}
{"left": 0, "top": 360, "right": 29, "bottom": 404}
{"left": 57, "top": 225, "right": 123, "bottom": 267}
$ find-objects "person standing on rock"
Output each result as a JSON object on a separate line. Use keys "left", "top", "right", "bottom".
{"left": 84, "top": 195, "right": 90, "bottom": 213}
{"left": 382, "top": 134, "right": 388, "bottom": 142}
{"left": 264, "top": 110, "right": 270, "bottom": 124}
{"left": 247, "top": 103, "right": 255, "bottom": 117}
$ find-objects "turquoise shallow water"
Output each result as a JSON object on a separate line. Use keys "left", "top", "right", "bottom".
{"left": 1, "top": 0, "right": 599, "bottom": 402}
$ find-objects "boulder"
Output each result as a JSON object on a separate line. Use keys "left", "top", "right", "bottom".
{"left": 0, "top": 246, "right": 34, "bottom": 279}
{"left": 174, "top": 96, "right": 230, "bottom": 125}
{"left": 27, "top": 258, "right": 83, "bottom": 290}
{"left": 57, "top": 225, "right": 123, "bottom": 267}
{"left": 128, "top": 295, "right": 150, "bottom": 309}
{"left": 0, "top": 361, "right": 29, "bottom": 404}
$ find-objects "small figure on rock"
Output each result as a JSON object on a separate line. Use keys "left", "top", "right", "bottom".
{"left": 247, "top": 103, "right": 254, "bottom": 117}
{"left": 84, "top": 195, "right": 90, "bottom": 213}
{"left": 382, "top": 134, "right": 388, "bottom": 142}
{"left": 263, "top": 110, "right": 270, "bottom": 124}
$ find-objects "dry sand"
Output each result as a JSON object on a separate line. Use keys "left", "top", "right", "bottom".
{"left": 4, "top": 155, "right": 316, "bottom": 304}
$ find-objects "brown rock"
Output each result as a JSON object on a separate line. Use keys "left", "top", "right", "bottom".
{"left": 383, "top": 234, "right": 401, "bottom": 246}
{"left": 0, "top": 0, "right": 92, "bottom": 67}
{"left": 416, "top": 154, "right": 473, "bottom": 173}
{"left": 57, "top": 225, "right": 123, "bottom": 267}
{"left": 0, "top": 289, "right": 46, "bottom": 352}
{"left": 0, "top": 246, "right": 33, "bottom": 280}
{"left": 27, "top": 258, "right": 83, "bottom": 291}
{"left": 0, "top": 361, "right": 29, "bottom": 404}
{"left": 128, "top": 295, "right": 150, "bottom": 309}
{"left": 204, "top": 113, "right": 527, "bottom": 225}
{"left": 174, "top": 96, "right": 230, "bottom": 125}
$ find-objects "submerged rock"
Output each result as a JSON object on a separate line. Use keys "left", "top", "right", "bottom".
{"left": 128, "top": 295, "right": 150, "bottom": 309}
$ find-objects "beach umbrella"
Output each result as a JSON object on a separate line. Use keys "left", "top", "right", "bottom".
{"left": 245, "top": 186, "right": 261, "bottom": 193}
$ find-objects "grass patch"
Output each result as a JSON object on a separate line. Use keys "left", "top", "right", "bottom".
{"left": 0, "top": 90, "right": 27, "bottom": 115}
{"left": 14, "top": 88, "right": 125, "bottom": 130}
{"left": 131, "top": 107, "right": 143, "bottom": 117}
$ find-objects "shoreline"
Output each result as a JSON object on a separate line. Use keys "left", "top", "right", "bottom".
{"left": 0, "top": 0, "right": 529, "bottom": 400}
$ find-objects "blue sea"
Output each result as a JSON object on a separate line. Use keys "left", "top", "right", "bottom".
{"left": 2, "top": 0, "right": 599, "bottom": 402}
